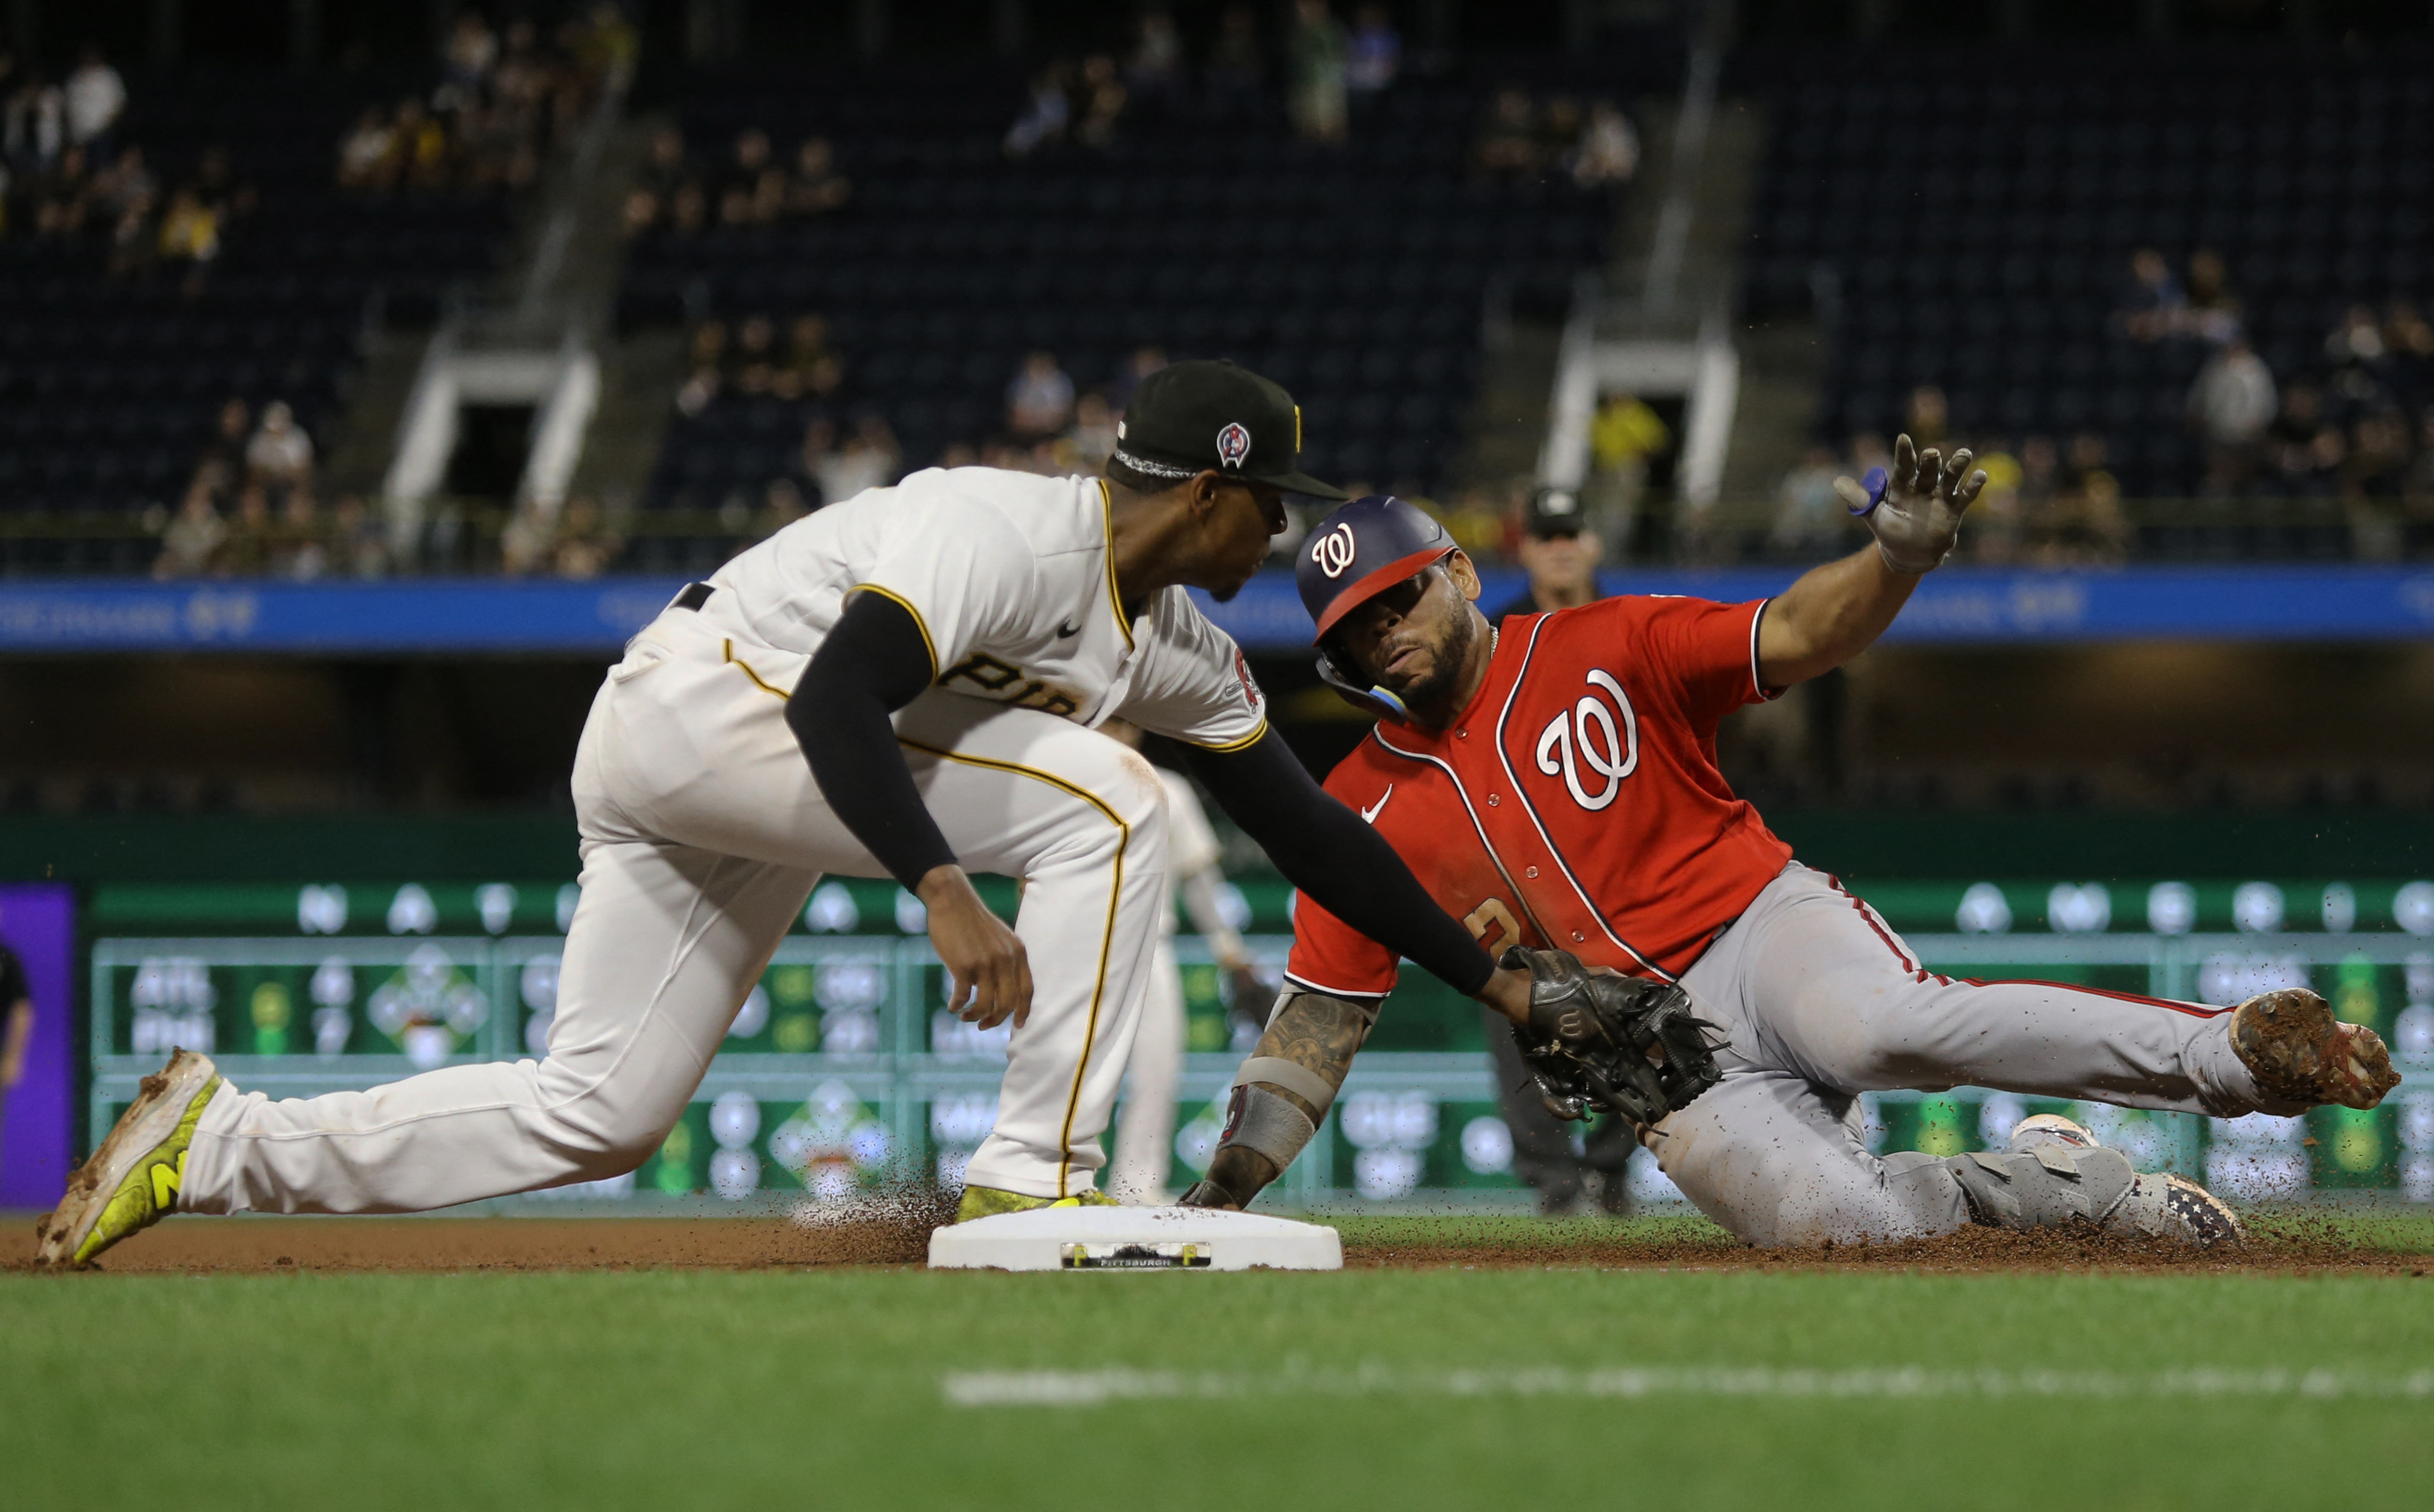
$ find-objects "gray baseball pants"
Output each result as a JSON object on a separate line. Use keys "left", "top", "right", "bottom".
{"left": 1652, "top": 862, "right": 2297, "bottom": 1246}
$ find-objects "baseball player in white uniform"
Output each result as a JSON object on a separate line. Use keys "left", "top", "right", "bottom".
{"left": 41, "top": 361, "right": 1551, "bottom": 1264}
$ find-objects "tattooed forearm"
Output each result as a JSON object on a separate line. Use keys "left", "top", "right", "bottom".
{"left": 1252, "top": 991, "right": 1374, "bottom": 1121}
{"left": 1194, "top": 991, "right": 1377, "bottom": 1208}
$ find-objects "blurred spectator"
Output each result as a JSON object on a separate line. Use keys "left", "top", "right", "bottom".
{"left": 1006, "top": 64, "right": 1074, "bottom": 157}
{"left": 1907, "top": 384, "right": 1949, "bottom": 446}
{"left": 1590, "top": 394, "right": 1668, "bottom": 480}
{"left": 157, "top": 187, "right": 220, "bottom": 263}
{"left": 718, "top": 128, "right": 773, "bottom": 224}
{"left": 1108, "top": 346, "right": 1167, "bottom": 412}
{"left": 1967, "top": 442, "right": 2027, "bottom": 564}
{"left": 1537, "top": 97, "right": 1585, "bottom": 168}
{"left": 1075, "top": 55, "right": 1129, "bottom": 151}
{"left": 551, "top": 496, "right": 622, "bottom": 578}
{"left": 759, "top": 478, "right": 811, "bottom": 536}
{"left": 4, "top": 71, "right": 64, "bottom": 167}
{"left": 1204, "top": 7, "right": 1267, "bottom": 115}
{"left": 2189, "top": 335, "right": 2276, "bottom": 491}
{"left": 2348, "top": 410, "right": 2411, "bottom": 497}
{"left": 2117, "top": 248, "right": 2185, "bottom": 343}
{"left": 1066, "top": 392, "right": 1120, "bottom": 471}
{"left": 1474, "top": 89, "right": 1539, "bottom": 175}
{"left": 807, "top": 414, "right": 901, "bottom": 505}
{"left": 153, "top": 482, "right": 226, "bottom": 579}
{"left": 245, "top": 401, "right": 315, "bottom": 497}
{"left": 92, "top": 144, "right": 153, "bottom": 216}
{"left": 1345, "top": 5, "right": 1402, "bottom": 94}
{"left": 275, "top": 491, "right": 328, "bottom": 581}
{"left": 676, "top": 319, "right": 726, "bottom": 414}
{"left": 727, "top": 314, "right": 778, "bottom": 395}
{"left": 1770, "top": 446, "right": 1845, "bottom": 556}
{"left": 217, "top": 484, "right": 277, "bottom": 576}
{"left": 1007, "top": 351, "right": 1077, "bottom": 439}
{"left": 1569, "top": 101, "right": 1639, "bottom": 188}
{"left": 441, "top": 13, "right": 501, "bottom": 105}
{"left": 2181, "top": 248, "right": 2243, "bottom": 344}
{"left": 2326, "top": 304, "right": 2386, "bottom": 368}
{"left": 328, "top": 496, "right": 391, "bottom": 578}
{"left": 193, "top": 398, "right": 252, "bottom": 497}
{"left": 1287, "top": 0, "right": 1350, "bottom": 145}
{"left": 337, "top": 107, "right": 396, "bottom": 189}
{"left": 787, "top": 137, "right": 851, "bottom": 215}
{"left": 1126, "top": 10, "right": 1185, "bottom": 101}
{"left": 62, "top": 47, "right": 124, "bottom": 150}
{"left": 2028, "top": 434, "right": 2127, "bottom": 563}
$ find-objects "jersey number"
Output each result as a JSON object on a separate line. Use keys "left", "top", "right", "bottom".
{"left": 1462, "top": 897, "right": 1522, "bottom": 956}
{"left": 1534, "top": 669, "right": 1639, "bottom": 812}
{"left": 939, "top": 652, "right": 1082, "bottom": 719}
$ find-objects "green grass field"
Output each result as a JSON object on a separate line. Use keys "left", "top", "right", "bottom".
{"left": 7, "top": 1216, "right": 2434, "bottom": 1510}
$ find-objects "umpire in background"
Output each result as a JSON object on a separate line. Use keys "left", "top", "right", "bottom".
{"left": 1488, "top": 485, "right": 1635, "bottom": 1214}
{"left": 0, "top": 914, "right": 32, "bottom": 1176}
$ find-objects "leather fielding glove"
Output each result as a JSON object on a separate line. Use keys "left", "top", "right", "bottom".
{"left": 1503, "top": 946, "right": 1726, "bottom": 1129}
{"left": 1833, "top": 432, "right": 1987, "bottom": 575}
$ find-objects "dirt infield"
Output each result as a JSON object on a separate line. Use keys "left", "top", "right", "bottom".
{"left": 8, "top": 1208, "right": 2430, "bottom": 1276}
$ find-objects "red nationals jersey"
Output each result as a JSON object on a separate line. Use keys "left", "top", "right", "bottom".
{"left": 1285, "top": 595, "right": 1793, "bottom": 997}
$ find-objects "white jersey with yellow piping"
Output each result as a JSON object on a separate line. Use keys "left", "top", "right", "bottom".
{"left": 702, "top": 464, "right": 1267, "bottom": 752}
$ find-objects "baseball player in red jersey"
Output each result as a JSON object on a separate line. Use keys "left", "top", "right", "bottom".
{"left": 1181, "top": 443, "right": 2402, "bottom": 1245}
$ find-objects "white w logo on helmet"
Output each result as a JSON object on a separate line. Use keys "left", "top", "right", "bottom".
{"left": 1534, "top": 670, "right": 1639, "bottom": 812}
{"left": 1311, "top": 523, "right": 1357, "bottom": 579}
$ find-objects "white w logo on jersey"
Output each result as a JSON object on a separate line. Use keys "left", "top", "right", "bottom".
{"left": 1534, "top": 670, "right": 1639, "bottom": 812}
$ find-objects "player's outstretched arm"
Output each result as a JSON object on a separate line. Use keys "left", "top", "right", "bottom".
{"left": 789, "top": 593, "right": 1032, "bottom": 1029}
{"left": 1758, "top": 432, "right": 1985, "bottom": 686}
{"left": 1182, "top": 730, "right": 1531, "bottom": 1022}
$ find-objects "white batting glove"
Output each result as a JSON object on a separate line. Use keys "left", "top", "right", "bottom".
{"left": 1833, "top": 433, "right": 1987, "bottom": 575}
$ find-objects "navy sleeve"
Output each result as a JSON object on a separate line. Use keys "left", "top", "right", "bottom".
{"left": 786, "top": 592, "right": 958, "bottom": 890}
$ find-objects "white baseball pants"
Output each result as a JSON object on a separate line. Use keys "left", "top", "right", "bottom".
{"left": 183, "top": 605, "right": 1170, "bottom": 1213}
{"left": 1650, "top": 862, "right": 2292, "bottom": 1247}
{"left": 1108, "top": 938, "right": 1185, "bottom": 1204}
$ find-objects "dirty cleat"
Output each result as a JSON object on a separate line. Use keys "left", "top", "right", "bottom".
{"left": 34, "top": 1050, "right": 221, "bottom": 1268}
{"left": 2231, "top": 988, "right": 2402, "bottom": 1109}
{"left": 1971, "top": 1111, "right": 2244, "bottom": 1247}
{"left": 954, "top": 1184, "right": 1120, "bottom": 1223}
{"left": 2115, "top": 1172, "right": 2247, "bottom": 1247}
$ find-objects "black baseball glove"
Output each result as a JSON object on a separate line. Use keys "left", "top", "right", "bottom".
{"left": 1503, "top": 946, "right": 1725, "bottom": 1127}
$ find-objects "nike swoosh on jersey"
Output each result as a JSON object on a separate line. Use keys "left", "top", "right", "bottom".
{"left": 1360, "top": 786, "right": 1393, "bottom": 823}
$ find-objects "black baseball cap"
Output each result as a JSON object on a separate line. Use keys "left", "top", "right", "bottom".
{"left": 1523, "top": 484, "right": 1590, "bottom": 538}
{"left": 1112, "top": 359, "right": 1350, "bottom": 500}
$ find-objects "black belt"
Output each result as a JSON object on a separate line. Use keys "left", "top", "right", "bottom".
{"left": 672, "top": 582, "right": 714, "bottom": 612}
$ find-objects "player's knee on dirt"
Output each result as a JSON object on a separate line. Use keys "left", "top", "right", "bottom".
{"left": 1945, "top": 1145, "right": 2138, "bottom": 1231}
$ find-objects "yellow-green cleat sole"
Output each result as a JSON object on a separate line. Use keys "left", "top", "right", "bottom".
{"left": 34, "top": 1049, "right": 222, "bottom": 1268}
{"left": 954, "top": 1184, "right": 1120, "bottom": 1223}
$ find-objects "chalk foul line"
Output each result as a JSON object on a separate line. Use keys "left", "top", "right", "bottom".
{"left": 942, "top": 1364, "right": 2434, "bottom": 1408}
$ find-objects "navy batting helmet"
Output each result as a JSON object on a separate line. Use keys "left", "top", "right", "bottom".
{"left": 1294, "top": 494, "right": 1456, "bottom": 645}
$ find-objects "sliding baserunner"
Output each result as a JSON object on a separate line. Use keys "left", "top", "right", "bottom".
{"left": 42, "top": 361, "right": 1591, "bottom": 1266}
{"left": 1182, "top": 450, "right": 2400, "bottom": 1245}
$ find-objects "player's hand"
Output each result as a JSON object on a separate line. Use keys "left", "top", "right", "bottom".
{"left": 919, "top": 866, "right": 1033, "bottom": 1030}
{"left": 1834, "top": 432, "right": 1985, "bottom": 575}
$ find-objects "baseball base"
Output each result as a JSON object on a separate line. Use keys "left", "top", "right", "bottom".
{"left": 927, "top": 1205, "right": 1343, "bottom": 1272}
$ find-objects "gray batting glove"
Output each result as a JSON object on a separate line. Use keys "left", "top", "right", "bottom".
{"left": 1832, "top": 433, "right": 1987, "bottom": 575}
